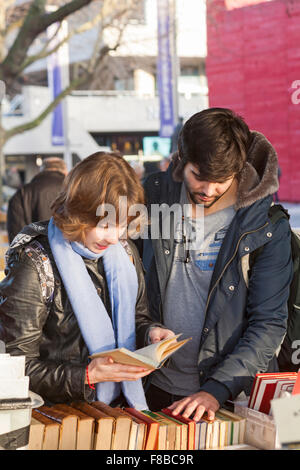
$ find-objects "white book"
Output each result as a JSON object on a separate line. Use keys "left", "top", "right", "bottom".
{"left": 0, "top": 377, "right": 29, "bottom": 399}
{"left": 194, "top": 421, "right": 200, "bottom": 449}
{"left": 0, "top": 355, "right": 25, "bottom": 379}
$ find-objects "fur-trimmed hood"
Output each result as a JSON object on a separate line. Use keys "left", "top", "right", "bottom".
{"left": 171, "top": 130, "right": 279, "bottom": 210}
{"left": 235, "top": 131, "right": 278, "bottom": 209}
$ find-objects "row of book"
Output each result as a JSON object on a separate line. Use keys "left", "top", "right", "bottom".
{"left": 248, "top": 372, "right": 299, "bottom": 415}
{"left": 29, "top": 401, "right": 246, "bottom": 451}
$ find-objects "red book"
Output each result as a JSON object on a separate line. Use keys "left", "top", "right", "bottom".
{"left": 292, "top": 372, "right": 300, "bottom": 395}
{"left": 249, "top": 372, "right": 298, "bottom": 415}
{"left": 124, "top": 408, "right": 159, "bottom": 450}
{"left": 161, "top": 408, "right": 195, "bottom": 450}
{"left": 249, "top": 372, "right": 297, "bottom": 410}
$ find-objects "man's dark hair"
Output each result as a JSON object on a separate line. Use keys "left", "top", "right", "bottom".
{"left": 174, "top": 108, "right": 251, "bottom": 182}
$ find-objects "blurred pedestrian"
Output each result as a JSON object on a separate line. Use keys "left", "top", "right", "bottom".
{"left": 7, "top": 157, "right": 67, "bottom": 243}
{"left": 170, "top": 116, "right": 184, "bottom": 153}
{"left": 130, "top": 160, "right": 145, "bottom": 183}
{"left": 4, "top": 166, "right": 22, "bottom": 189}
{"left": 159, "top": 156, "right": 171, "bottom": 172}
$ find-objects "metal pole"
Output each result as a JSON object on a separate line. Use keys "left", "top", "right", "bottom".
{"left": 169, "top": 0, "right": 179, "bottom": 127}
{"left": 0, "top": 80, "right": 6, "bottom": 210}
{"left": 60, "top": 19, "right": 72, "bottom": 171}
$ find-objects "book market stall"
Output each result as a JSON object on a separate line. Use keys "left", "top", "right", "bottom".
{"left": 1, "top": 343, "right": 300, "bottom": 451}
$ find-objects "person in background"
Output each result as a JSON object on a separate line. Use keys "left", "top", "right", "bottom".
{"left": 159, "top": 157, "right": 171, "bottom": 172}
{"left": 6, "top": 157, "right": 68, "bottom": 243}
{"left": 170, "top": 116, "right": 184, "bottom": 154}
{"left": 0, "top": 152, "right": 172, "bottom": 407}
{"left": 130, "top": 160, "right": 145, "bottom": 183}
{"left": 4, "top": 166, "right": 22, "bottom": 190}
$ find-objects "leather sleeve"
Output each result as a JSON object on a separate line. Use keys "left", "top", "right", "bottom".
{"left": 6, "top": 189, "right": 27, "bottom": 243}
{"left": 0, "top": 250, "right": 90, "bottom": 403}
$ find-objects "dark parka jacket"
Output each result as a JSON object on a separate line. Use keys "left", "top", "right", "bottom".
{"left": 0, "top": 222, "right": 153, "bottom": 404}
{"left": 7, "top": 170, "right": 65, "bottom": 243}
{"left": 141, "top": 131, "right": 293, "bottom": 405}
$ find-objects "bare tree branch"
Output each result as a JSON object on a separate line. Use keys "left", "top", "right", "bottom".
{"left": 1, "top": 0, "right": 144, "bottom": 141}
{"left": 0, "top": 0, "right": 96, "bottom": 87}
{"left": 3, "top": 43, "right": 111, "bottom": 143}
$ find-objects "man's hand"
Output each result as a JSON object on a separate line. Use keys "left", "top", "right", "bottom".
{"left": 148, "top": 327, "right": 175, "bottom": 344}
{"left": 167, "top": 391, "right": 220, "bottom": 422}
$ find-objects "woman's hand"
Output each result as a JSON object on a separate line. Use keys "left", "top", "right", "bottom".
{"left": 86, "top": 357, "right": 152, "bottom": 385}
{"left": 148, "top": 327, "right": 176, "bottom": 344}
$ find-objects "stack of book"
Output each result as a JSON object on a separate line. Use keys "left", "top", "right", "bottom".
{"left": 248, "top": 372, "right": 298, "bottom": 415}
{"left": 29, "top": 401, "right": 246, "bottom": 450}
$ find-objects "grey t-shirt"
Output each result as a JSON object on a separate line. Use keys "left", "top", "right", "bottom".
{"left": 151, "top": 185, "right": 236, "bottom": 396}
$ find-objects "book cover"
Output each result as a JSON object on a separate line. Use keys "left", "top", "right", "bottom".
{"left": 32, "top": 409, "right": 60, "bottom": 450}
{"left": 249, "top": 373, "right": 285, "bottom": 409}
{"left": 28, "top": 417, "right": 45, "bottom": 451}
{"left": 218, "top": 408, "right": 246, "bottom": 444}
{"left": 157, "top": 411, "right": 188, "bottom": 450}
{"left": 292, "top": 372, "right": 300, "bottom": 396}
{"left": 54, "top": 404, "right": 94, "bottom": 450}
{"left": 215, "top": 412, "right": 233, "bottom": 446}
{"left": 114, "top": 408, "right": 140, "bottom": 451}
{"left": 125, "top": 408, "right": 159, "bottom": 450}
{"left": 161, "top": 408, "right": 195, "bottom": 450}
{"left": 214, "top": 417, "right": 227, "bottom": 448}
{"left": 273, "top": 380, "right": 297, "bottom": 399}
{"left": 90, "top": 334, "right": 191, "bottom": 370}
{"left": 146, "top": 411, "right": 180, "bottom": 450}
{"left": 91, "top": 401, "right": 131, "bottom": 450}
{"left": 116, "top": 408, "right": 146, "bottom": 451}
{"left": 71, "top": 401, "right": 114, "bottom": 450}
{"left": 198, "top": 421, "right": 208, "bottom": 450}
{"left": 249, "top": 372, "right": 298, "bottom": 410}
{"left": 34, "top": 405, "right": 78, "bottom": 450}
{"left": 140, "top": 410, "right": 168, "bottom": 450}
{"left": 252, "top": 373, "right": 297, "bottom": 414}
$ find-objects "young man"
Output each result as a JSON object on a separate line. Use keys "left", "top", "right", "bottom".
{"left": 140, "top": 108, "right": 293, "bottom": 421}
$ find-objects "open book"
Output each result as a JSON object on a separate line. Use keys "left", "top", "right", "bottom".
{"left": 90, "top": 334, "right": 191, "bottom": 370}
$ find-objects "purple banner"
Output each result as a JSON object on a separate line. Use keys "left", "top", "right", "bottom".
{"left": 50, "top": 62, "right": 64, "bottom": 146}
{"left": 47, "top": 21, "right": 67, "bottom": 146}
{"left": 157, "top": 0, "right": 175, "bottom": 138}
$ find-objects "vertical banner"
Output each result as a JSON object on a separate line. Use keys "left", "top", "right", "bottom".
{"left": 46, "top": 18, "right": 70, "bottom": 147}
{"left": 157, "top": 0, "right": 176, "bottom": 138}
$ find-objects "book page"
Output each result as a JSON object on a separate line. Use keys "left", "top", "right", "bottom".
{"left": 134, "top": 334, "right": 182, "bottom": 362}
{"left": 90, "top": 334, "right": 191, "bottom": 369}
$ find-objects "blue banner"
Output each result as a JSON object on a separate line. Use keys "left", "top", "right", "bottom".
{"left": 157, "top": 0, "right": 176, "bottom": 138}
{"left": 50, "top": 62, "right": 64, "bottom": 146}
{"left": 47, "top": 20, "right": 68, "bottom": 146}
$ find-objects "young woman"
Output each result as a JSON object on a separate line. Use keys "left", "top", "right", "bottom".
{"left": 0, "top": 152, "right": 173, "bottom": 409}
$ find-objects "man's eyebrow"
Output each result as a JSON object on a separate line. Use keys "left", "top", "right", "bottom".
{"left": 191, "top": 169, "right": 202, "bottom": 178}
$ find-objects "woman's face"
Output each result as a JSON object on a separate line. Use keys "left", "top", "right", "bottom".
{"left": 84, "top": 223, "right": 126, "bottom": 253}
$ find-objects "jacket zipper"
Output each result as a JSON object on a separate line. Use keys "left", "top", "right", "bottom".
{"left": 204, "top": 221, "right": 269, "bottom": 318}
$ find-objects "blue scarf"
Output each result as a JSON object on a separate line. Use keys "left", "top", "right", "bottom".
{"left": 48, "top": 218, "right": 148, "bottom": 410}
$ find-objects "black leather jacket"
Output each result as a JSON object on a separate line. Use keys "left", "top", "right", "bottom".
{"left": 7, "top": 170, "right": 65, "bottom": 243}
{"left": 0, "top": 222, "right": 155, "bottom": 404}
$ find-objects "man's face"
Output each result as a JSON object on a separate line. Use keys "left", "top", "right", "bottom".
{"left": 183, "top": 163, "right": 235, "bottom": 208}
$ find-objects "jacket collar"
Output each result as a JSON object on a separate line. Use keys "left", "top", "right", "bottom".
{"left": 8, "top": 221, "right": 48, "bottom": 251}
